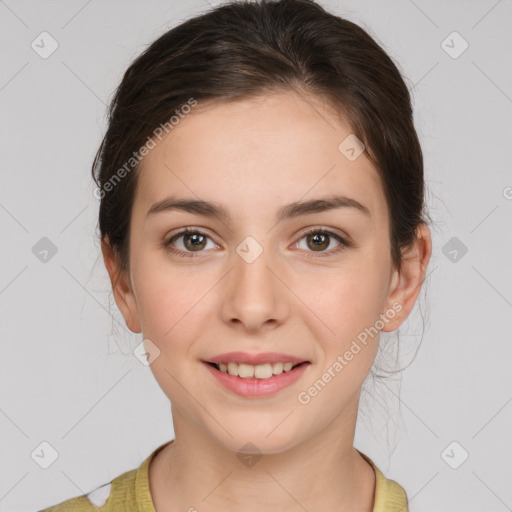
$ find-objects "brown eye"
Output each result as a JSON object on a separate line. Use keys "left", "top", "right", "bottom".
{"left": 306, "top": 232, "right": 330, "bottom": 251}
{"left": 164, "top": 228, "right": 217, "bottom": 257}
{"left": 182, "top": 232, "right": 207, "bottom": 251}
{"left": 295, "top": 228, "right": 351, "bottom": 257}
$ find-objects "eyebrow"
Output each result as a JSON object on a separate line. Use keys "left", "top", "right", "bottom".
{"left": 146, "top": 194, "right": 371, "bottom": 222}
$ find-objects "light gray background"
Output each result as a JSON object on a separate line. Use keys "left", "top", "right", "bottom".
{"left": 1, "top": 1, "right": 511, "bottom": 511}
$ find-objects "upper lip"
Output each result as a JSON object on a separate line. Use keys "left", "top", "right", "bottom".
{"left": 205, "top": 352, "right": 309, "bottom": 365}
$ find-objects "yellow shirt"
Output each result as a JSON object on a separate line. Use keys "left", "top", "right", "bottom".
{"left": 39, "top": 441, "right": 408, "bottom": 511}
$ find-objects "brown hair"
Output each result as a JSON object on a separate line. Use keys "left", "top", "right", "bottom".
{"left": 92, "top": 0, "right": 432, "bottom": 286}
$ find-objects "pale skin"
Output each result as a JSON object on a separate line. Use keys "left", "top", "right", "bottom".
{"left": 102, "top": 90, "right": 432, "bottom": 511}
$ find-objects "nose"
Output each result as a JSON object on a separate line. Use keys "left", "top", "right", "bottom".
{"left": 219, "top": 244, "right": 290, "bottom": 334}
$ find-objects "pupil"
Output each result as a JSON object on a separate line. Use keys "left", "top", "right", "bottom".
{"left": 310, "top": 233, "right": 328, "bottom": 251}
{"left": 186, "top": 233, "right": 205, "bottom": 250}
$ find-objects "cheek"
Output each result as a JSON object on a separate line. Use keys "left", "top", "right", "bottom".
{"left": 133, "top": 260, "right": 216, "bottom": 349}
{"left": 298, "top": 270, "right": 385, "bottom": 405}
{"left": 134, "top": 271, "right": 206, "bottom": 400}
{"left": 300, "top": 262, "right": 388, "bottom": 342}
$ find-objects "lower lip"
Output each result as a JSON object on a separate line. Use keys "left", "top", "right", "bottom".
{"left": 202, "top": 361, "right": 310, "bottom": 398}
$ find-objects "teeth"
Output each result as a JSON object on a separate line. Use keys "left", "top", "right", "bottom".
{"left": 254, "top": 364, "right": 272, "bottom": 379}
{"left": 238, "top": 363, "right": 254, "bottom": 378}
{"left": 215, "top": 361, "right": 301, "bottom": 379}
{"left": 272, "top": 362, "right": 284, "bottom": 375}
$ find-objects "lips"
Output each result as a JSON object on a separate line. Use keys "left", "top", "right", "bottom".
{"left": 205, "top": 352, "right": 309, "bottom": 366}
{"left": 203, "top": 358, "right": 310, "bottom": 397}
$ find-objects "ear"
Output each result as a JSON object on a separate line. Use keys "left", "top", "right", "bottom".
{"left": 381, "top": 223, "right": 432, "bottom": 332}
{"left": 101, "top": 236, "right": 142, "bottom": 333}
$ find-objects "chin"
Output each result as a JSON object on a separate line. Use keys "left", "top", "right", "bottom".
{"left": 211, "top": 424, "right": 303, "bottom": 456}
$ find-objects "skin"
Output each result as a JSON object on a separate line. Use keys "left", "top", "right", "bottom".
{"left": 102, "top": 90, "right": 432, "bottom": 512}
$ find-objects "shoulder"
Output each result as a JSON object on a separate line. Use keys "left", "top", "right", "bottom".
{"left": 39, "top": 440, "right": 173, "bottom": 512}
{"left": 38, "top": 447, "right": 157, "bottom": 512}
{"left": 357, "top": 450, "right": 409, "bottom": 512}
{"left": 38, "top": 481, "right": 115, "bottom": 511}
{"left": 39, "top": 442, "right": 172, "bottom": 511}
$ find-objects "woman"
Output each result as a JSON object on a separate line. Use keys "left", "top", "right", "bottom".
{"left": 41, "top": 0, "right": 432, "bottom": 510}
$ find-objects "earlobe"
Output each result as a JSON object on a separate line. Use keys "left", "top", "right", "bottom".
{"left": 101, "top": 237, "right": 142, "bottom": 334}
{"left": 381, "top": 223, "right": 432, "bottom": 333}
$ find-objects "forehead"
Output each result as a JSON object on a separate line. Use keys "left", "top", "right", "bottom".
{"left": 134, "top": 91, "right": 387, "bottom": 225}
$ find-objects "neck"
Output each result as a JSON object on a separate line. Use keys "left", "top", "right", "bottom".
{"left": 149, "top": 397, "right": 375, "bottom": 512}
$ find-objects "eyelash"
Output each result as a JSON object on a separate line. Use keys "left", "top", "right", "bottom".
{"left": 163, "top": 226, "right": 352, "bottom": 259}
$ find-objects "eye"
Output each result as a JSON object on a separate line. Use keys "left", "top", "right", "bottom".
{"left": 163, "top": 227, "right": 218, "bottom": 258}
{"left": 163, "top": 226, "right": 352, "bottom": 259}
{"left": 293, "top": 227, "right": 351, "bottom": 258}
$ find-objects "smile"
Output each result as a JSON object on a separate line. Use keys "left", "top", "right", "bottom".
{"left": 202, "top": 360, "right": 310, "bottom": 397}
{"left": 209, "top": 361, "right": 303, "bottom": 379}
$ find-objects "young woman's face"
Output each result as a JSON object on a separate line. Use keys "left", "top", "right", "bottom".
{"left": 113, "top": 91, "right": 412, "bottom": 453}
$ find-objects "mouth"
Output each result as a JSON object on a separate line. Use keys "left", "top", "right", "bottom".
{"left": 202, "top": 359, "right": 310, "bottom": 397}
{"left": 205, "top": 360, "right": 308, "bottom": 379}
